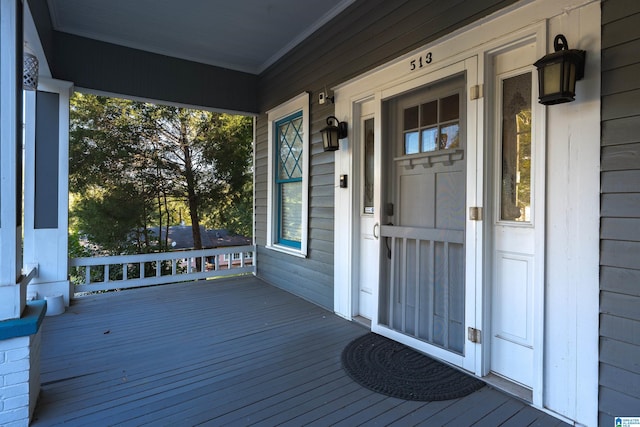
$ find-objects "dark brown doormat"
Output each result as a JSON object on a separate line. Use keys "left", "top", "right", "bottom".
{"left": 341, "top": 333, "right": 484, "bottom": 401}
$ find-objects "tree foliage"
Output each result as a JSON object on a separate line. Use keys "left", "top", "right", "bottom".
{"left": 69, "top": 93, "right": 253, "bottom": 255}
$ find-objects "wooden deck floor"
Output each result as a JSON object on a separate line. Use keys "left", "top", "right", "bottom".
{"left": 32, "top": 276, "right": 567, "bottom": 426}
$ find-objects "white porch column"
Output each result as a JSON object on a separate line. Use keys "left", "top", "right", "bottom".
{"left": 0, "top": 0, "right": 24, "bottom": 322}
{"left": 1, "top": 2, "right": 47, "bottom": 426}
{"left": 24, "top": 78, "right": 73, "bottom": 306}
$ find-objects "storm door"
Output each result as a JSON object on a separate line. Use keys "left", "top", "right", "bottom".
{"left": 377, "top": 73, "right": 473, "bottom": 367}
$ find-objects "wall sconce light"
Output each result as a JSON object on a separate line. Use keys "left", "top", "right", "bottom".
{"left": 23, "top": 42, "right": 39, "bottom": 91}
{"left": 533, "top": 34, "right": 586, "bottom": 105}
{"left": 321, "top": 115, "right": 348, "bottom": 152}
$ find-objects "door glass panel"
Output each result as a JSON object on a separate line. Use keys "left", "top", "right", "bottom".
{"left": 363, "top": 118, "right": 375, "bottom": 214}
{"left": 405, "top": 132, "right": 419, "bottom": 154}
{"left": 422, "top": 127, "right": 438, "bottom": 152}
{"left": 402, "top": 93, "right": 461, "bottom": 155}
{"left": 421, "top": 101, "right": 438, "bottom": 126}
{"left": 440, "top": 94, "right": 460, "bottom": 122}
{"left": 404, "top": 106, "right": 419, "bottom": 130}
{"left": 500, "top": 72, "right": 532, "bottom": 222}
{"left": 440, "top": 123, "right": 460, "bottom": 149}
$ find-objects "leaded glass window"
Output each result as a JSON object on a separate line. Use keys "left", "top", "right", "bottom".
{"left": 500, "top": 73, "right": 532, "bottom": 222}
{"left": 275, "top": 111, "right": 303, "bottom": 248}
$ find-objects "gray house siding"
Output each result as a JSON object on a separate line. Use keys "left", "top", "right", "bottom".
{"left": 600, "top": 0, "right": 640, "bottom": 424}
{"left": 254, "top": 100, "right": 337, "bottom": 310}
{"left": 254, "top": 0, "right": 518, "bottom": 309}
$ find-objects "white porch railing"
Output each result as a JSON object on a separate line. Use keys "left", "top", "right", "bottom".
{"left": 69, "top": 245, "right": 256, "bottom": 294}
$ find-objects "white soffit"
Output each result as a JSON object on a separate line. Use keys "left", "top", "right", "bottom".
{"left": 47, "top": 0, "right": 355, "bottom": 74}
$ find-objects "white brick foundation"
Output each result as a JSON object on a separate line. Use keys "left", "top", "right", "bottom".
{"left": 0, "top": 329, "right": 42, "bottom": 427}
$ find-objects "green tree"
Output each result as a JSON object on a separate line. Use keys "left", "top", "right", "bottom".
{"left": 69, "top": 93, "right": 253, "bottom": 255}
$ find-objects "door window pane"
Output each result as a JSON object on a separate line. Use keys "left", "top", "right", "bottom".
{"left": 500, "top": 73, "right": 532, "bottom": 222}
{"left": 440, "top": 123, "right": 460, "bottom": 150}
{"left": 363, "top": 118, "right": 375, "bottom": 213}
{"left": 421, "top": 101, "right": 438, "bottom": 126}
{"left": 440, "top": 94, "right": 460, "bottom": 122}
{"left": 404, "top": 106, "right": 419, "bottom": 130}
{"left": 422, "top": 127, "right": 438, "bottom": 152}
{"left": 402, "top": 93, "right": 461, "bottom": 155}
{"left": 405, "top": 131, "right": 419, "bottom": 154}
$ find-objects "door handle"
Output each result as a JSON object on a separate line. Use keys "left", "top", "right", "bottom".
{"left": 373, "top": 222, "right": 379, "bottom": 239}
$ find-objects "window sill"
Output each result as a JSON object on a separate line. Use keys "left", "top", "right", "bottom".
{"left": 266, "top": 244, "right": 307, "bottom": 259}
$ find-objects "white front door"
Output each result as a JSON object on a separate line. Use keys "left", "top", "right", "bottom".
{"left": 356, "top": 100, "right": 379, "bottom": 320}
{"left": 489, "top": 41, "right": 543, "bottom": 389}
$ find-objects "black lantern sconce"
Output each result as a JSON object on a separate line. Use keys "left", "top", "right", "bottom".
{"left": 533, "top": 34, "right": 586, "bottom": 105}
{"left": 320, "top": 115, "right": 348, "bottom": 152}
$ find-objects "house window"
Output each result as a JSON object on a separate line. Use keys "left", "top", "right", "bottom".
{"left": 267, "top": 93, "right": 309, "bottom": 256}
{"left": 223, "top": 252, "right": 252, "bottom": 261}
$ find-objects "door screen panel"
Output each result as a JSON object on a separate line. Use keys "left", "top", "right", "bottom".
{"left": 379, "top": 74, "right": 466, "bottom": 355}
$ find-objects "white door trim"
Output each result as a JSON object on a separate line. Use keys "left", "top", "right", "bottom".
{"left": 333, "top": 1, "right": 600, "bottom": 424}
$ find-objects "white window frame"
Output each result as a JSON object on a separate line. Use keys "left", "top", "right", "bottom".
{"left": 266, "top": 92, "right": 310, "bottom": 257}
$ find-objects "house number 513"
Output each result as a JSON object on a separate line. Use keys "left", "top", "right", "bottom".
{"left": 410, "top": 52, "right": 433, "bottom": 71}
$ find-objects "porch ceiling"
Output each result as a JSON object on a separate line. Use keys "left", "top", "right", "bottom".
{"left": 46, "top": 0, "right": 354, "bottom": 75}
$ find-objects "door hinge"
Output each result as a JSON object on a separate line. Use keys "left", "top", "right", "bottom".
{"left": 468, "top": 327, "right": 482, "bottom": 343}
{"left": 470, "top": 84, "right": 484, "bottom": 100}
{"left": 469, "top": 207, "right": 483, "bottom": 221}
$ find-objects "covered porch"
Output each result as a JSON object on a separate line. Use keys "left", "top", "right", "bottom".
{"left": 32, "top": 276, "right": 566, "bottom": 426}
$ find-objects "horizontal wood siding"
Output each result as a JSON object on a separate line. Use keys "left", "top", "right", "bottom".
{"left": 254, "top": 99, "right": 337, "bottom": 309}
{"left": 254, "top": 114, "right": 269, "bottom": 245}
{"left": 600, "top": 0, "right": 640, "bottom": 424}
{"left": 254, "top": 0, "right": 517, "bottom": 309}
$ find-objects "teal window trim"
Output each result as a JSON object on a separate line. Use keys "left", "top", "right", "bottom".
{"left": 274, "top": 111, "right": 303, "bottom": 249}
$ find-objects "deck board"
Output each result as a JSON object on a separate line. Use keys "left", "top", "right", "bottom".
{"left": 32, "top": 276, "right": 568, "bottom": 426}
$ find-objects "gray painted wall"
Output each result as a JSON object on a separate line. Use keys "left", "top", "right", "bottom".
{"left": 600, "top": 0, "right": 640, "bottom": 424}
{"left": 254, "top": 0, "right": 518, "bottom": 309}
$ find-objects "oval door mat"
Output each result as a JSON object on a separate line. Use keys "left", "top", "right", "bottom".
{"left": 341, "top": 333, "right": 484, "bottom": 401}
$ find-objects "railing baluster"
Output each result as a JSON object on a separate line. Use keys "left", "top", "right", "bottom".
{"left": 69, "top": 245, "right": 257, "bottom": 293}
{"left": 428, "top": 240, "right": 435, "bottom": 341}
{"left": 400, "top": 237, "right": 407, "bottom": 333}
{"left": 415, "top": 238, "right": 421, "bottom": 338}
{"left": 443, "top": 241, "right": 450, "bottom": 348}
